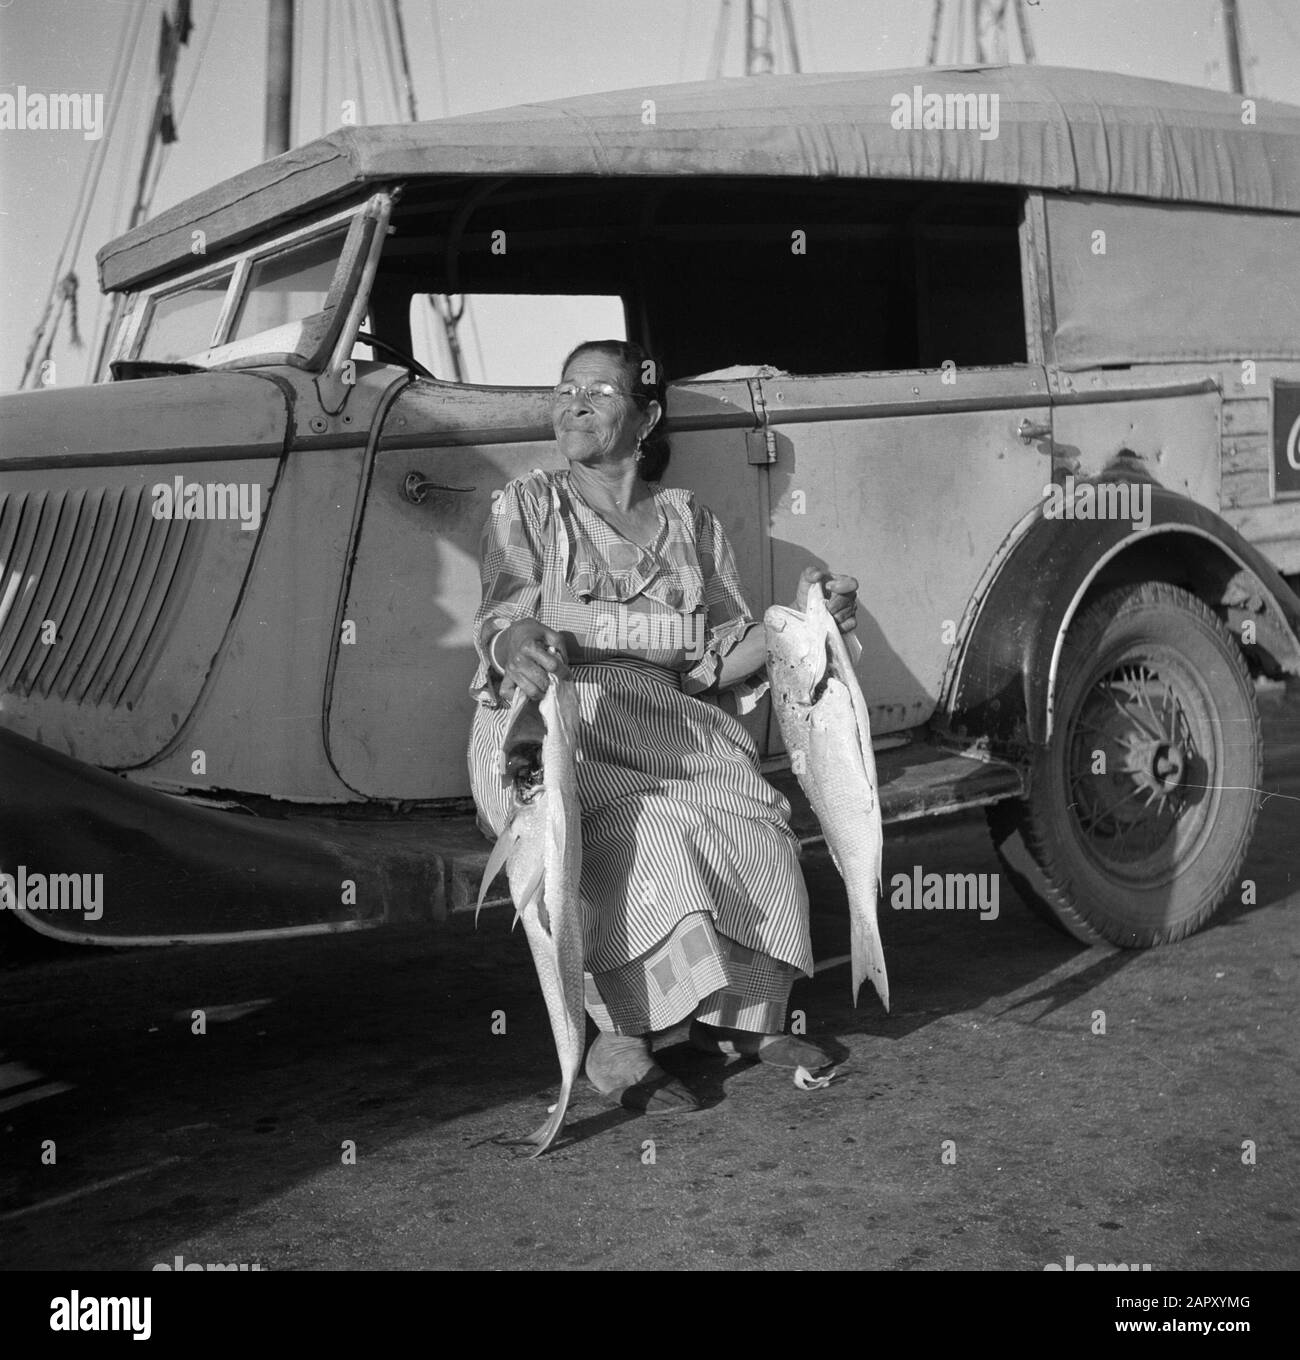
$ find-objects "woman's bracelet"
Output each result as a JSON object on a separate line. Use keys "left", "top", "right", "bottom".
{"left": 488, "top": 625, "right": 508, "bottom": 674}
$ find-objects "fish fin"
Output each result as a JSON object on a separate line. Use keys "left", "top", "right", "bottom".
{"left": 475, "top": 814, "right": 522, "bottom": 926}
{"left": 507, "top": 795, "right": 550, "bottom": 935}
{"left": 513, "top": 860, "right": 546, "bottom": 930}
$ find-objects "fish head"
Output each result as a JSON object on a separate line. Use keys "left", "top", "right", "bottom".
{"left": 764, "top": 604, "right": 830, "bottom": 708}
{"left": 804, "top": 579, "right": 834, "bottom": 626}
{"left": 499, "top": 686, "right": 546, "bottom": 783}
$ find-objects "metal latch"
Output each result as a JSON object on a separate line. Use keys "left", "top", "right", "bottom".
{"left": 746, "top": 375, "right": 777, "bottom": 464}
{"left": 746, "top": 428, "right": 778, "bottom": 465}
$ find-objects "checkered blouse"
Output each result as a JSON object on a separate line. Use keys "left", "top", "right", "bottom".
{"left": 470, "top": 469, "right": 768, "bottom": 711}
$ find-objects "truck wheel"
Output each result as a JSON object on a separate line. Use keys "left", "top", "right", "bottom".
{"left": 987, "top": 582, "right": 1261, "bottom": 947}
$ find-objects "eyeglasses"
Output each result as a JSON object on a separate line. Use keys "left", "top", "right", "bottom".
{"left": 551, "top": 380, "right": 641, "bottom": 405}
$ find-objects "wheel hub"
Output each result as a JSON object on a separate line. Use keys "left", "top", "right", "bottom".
{"left": 1068, "top": 663, "right": 1202, "bottom": 862}
{"left": 1116, "top": 731, "right": 1186, "bottom": 795}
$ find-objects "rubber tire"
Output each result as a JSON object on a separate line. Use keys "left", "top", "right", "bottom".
{"left": 987, "top": 582, "right": 1261, "bottom": 947}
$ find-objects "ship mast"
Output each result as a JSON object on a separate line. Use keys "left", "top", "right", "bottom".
{"left": 711, "top": 0, "right": 803, "bottom": 77}
{"left": 265, "top": 0, "right": 295, "bottom": 158}
{"left": 927, "top": 0, "right": 1035, "bottom": 65}
{"left": 1221, "top": 0, "right": 1248, "bottom": 93}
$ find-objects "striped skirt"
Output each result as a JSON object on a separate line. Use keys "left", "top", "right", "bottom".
{"left": 468, "top": 660, "right": 813, "bottom": 1036}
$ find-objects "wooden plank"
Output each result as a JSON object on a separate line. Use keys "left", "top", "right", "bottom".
{"left": 1221, "top": 433, "right": 1271, "bottom": 474}
{"left": 1221, "top": 398, "right": 1271, "bottom": 435}
{"left": 1221, "top": 469, "right": 1274, "bottom": 508}
{"left": 1222, "top": 501, "right": 1300, "bottom": 574}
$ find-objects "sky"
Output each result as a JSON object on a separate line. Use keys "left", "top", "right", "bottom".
{"left": 2, "top": 0, "right": 1299, "bottom": 392}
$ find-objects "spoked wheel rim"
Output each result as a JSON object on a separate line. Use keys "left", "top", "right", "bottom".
{"left": 1065, "top": 650, "right": 1221, "bottom": 888}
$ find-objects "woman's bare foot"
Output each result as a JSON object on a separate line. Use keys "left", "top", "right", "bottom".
{"left": 689, "top": 1021, "right": 831, "bottom": 1070}
{"left": 585, "top": 1033, "right": 700, "bottom": 1113}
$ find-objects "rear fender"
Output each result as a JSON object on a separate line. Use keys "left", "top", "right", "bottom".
{"left": 938, "top": 485, "right": 1300, "bottom": 756}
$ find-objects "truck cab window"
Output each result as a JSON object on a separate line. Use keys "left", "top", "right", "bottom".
{"left": 406, "top": 293, "right": 626, "bottom": 385}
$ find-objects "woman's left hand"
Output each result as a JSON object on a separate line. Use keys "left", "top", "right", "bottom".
{"left": 794, "top": 566, "right": 858, "bottom": 634}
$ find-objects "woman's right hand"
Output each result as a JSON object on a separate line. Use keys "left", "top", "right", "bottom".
{"left": 494, "top": 619, "right": 570, "bottom": 700}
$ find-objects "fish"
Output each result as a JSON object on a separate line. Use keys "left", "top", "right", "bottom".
{"left": 764, "top": 583, "right": 888, "bottom": 1011}
{"left": 475, "top": 673, "right": 586, "bottom": 1156}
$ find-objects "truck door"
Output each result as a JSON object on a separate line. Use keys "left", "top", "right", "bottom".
{"left": 327, "top": 377, "right": 762, "bottom": 801}
{"left": 755, "top": 365, "right": 1052, "bottom": 745}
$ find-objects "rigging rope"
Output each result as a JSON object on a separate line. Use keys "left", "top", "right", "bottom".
{"left": 19, "top": 0, "right": 149, "bottom": 387}
{"left": 319, "top": 1, "right": 333, "bottom": 138}
{"left": 144, "top": 1, "right": 222, "bottom": 209}
{"left": 89, "top": 0, "right": 198, "bottom": 383}
{"left": 369, "top": 0, "right": 404, "bottom": 122}
{"left": 427, "top": 0, "right": 451, "bottom": 115}
{"left": 344, "top": 0, "right": 369, "bottom": 124}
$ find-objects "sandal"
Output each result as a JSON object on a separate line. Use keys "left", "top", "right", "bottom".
{"left": 689, "top": 1021, "right": 831, "bottom": 1071}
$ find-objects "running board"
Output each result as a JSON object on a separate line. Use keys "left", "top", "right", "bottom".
{"left": 765, "top": 743, "right": 1025, "bottom": 846}
{"left": 0, "top": 725, "right": 1025, "bottom": 943}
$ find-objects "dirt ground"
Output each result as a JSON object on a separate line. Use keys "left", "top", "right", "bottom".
{"left": 1, "top": 692, "right": 1297, "bottom": 1274}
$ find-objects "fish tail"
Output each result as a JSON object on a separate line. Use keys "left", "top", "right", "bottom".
{"left": 850, "top": 929, "right": 890, "bottom": 1013}
{"left": 849, "top": 879, "right": 890, "bottom": 1012}
{"left": 524, "top": 1074, "right": 574, "bottom": 1158}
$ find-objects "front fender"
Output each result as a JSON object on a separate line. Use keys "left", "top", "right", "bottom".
{"left": 938, "top": 485, "right": 1300, "bottom": 756}
{"left": 0, "top": 724, "right": 441, "bottom": 945}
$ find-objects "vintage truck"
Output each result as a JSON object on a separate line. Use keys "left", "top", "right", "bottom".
{"left": 1, "top": 64, "right": 1298, "bottom": 952}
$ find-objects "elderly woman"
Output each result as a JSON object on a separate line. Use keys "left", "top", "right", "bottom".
{"left": 468, "top": 340, "right": 858, "bottom": 1113}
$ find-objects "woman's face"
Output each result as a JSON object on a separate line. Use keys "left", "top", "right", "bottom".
{"left": 552, "top": 351, "right": 652, "bottom": 469}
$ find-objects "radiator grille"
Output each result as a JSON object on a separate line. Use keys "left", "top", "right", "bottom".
{"left": 0, "top": 485, "right": 200, "bottom": 708}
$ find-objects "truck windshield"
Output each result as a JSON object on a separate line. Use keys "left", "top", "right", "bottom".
{"left": 229, "top": 229, "right": 346, "bottom": 340}
{"left": 137, "top": 270, "right": 233, "bottom": 362}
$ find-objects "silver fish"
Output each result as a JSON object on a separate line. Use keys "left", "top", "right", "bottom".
{"left": 765, "top": 584, "right": 888, "bottom": 1011}
{"left": 476, "top": 674, "right": 586, "bottom": 1156}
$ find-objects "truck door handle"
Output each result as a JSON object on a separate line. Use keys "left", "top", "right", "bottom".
{"left": 1017, "top": 417, "right": 1051, "bottom": 443}
{"left": 403, "top": 472, "right": 472, "bottom": 504}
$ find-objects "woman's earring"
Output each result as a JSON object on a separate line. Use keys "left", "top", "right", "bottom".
{"left": 634, "top": 435, "right": 645, "bottom": 461}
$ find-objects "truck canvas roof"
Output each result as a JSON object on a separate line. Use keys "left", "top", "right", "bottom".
{"left": 96, "top": 64, "right": 1300, "bottom": 293}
